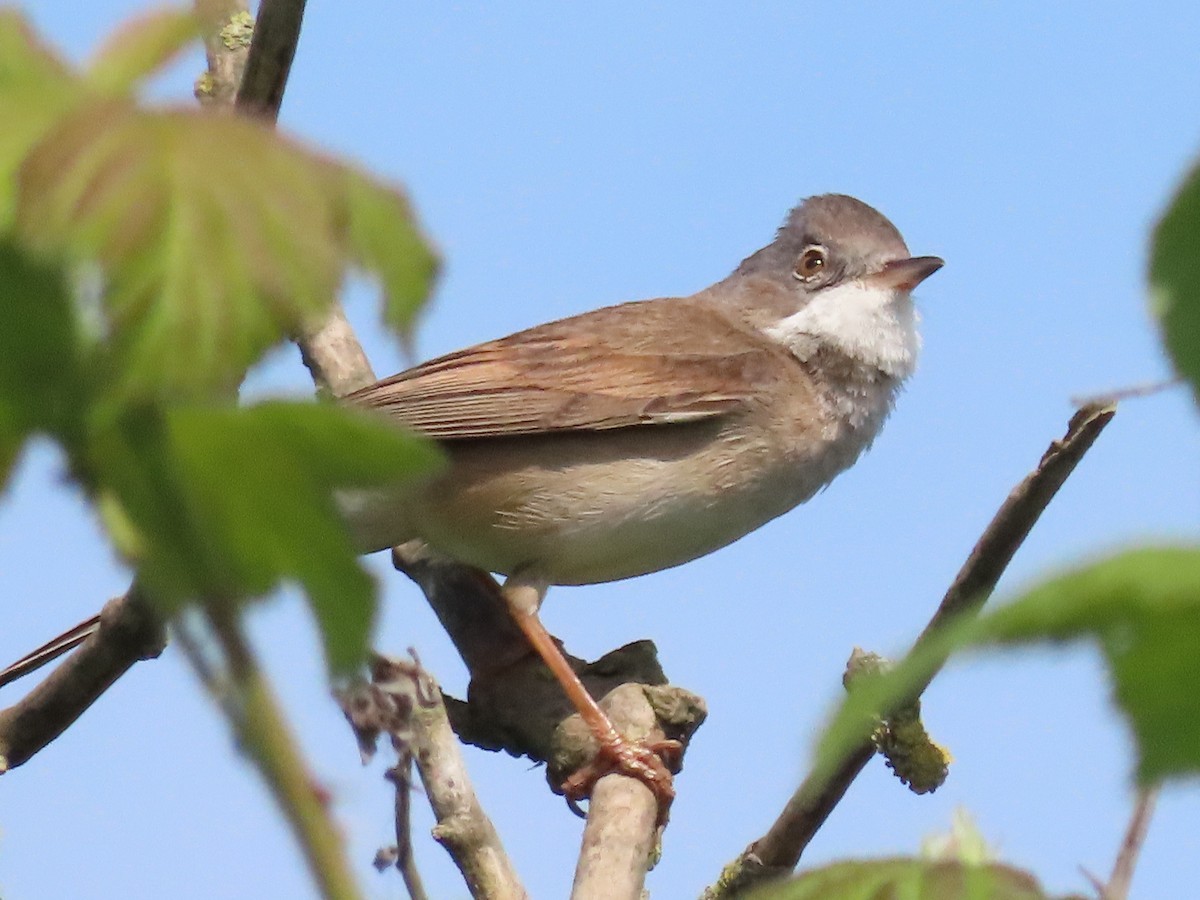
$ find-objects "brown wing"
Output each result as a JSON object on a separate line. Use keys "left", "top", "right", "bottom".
{"left": 344, "top": 297, "right": 780, "bottom": 440}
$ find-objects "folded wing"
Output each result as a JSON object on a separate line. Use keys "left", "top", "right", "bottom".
{"left": 344, "top": 298, "right": 778, "bottom": 440}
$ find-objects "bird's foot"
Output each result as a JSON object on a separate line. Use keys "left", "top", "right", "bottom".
{"left": 562, "top": 734, "right": 682, "bottom": 827}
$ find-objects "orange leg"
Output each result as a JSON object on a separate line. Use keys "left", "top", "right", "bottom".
{"left": 503, "top": 578, "right": 679, "bottom": 825}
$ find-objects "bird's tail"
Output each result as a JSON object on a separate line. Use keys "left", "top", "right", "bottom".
{"left": 0, "top": 614, "right": 102, "bottom": 689}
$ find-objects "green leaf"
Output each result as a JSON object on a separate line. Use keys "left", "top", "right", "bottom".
{"left": 1150, "top": 161, "right": 1200, "bottom": 402}
{"left": 18, "top": 103, "right": 342, "bottom": 399}
{"left": 0, "top": 416, "right": 17, "bottom": 486}
{"left": 921, "top": 809, "right": 996, "bottom": 867}
{"left": 17, "top": 103, "right": 439, "bottom": 401}
{"left": 0, "top": 11, "right": 85, "bottom": 230}
{"left": 810, "top": 546, "right": 1200, "bottom": 800}
{"left": 86, "top": 8, "right": 201, "bottom": 95}
{"left": 342, "top": 169, "right": 440, "bottom": 336}
{"left": 745, "top": 857, "right": 1060, "bottom": 900}
{"left": 978, "top": 547, "right": 1200, "bottom": 782}
{"left": 91, "top": 401, "right": 443, "bottom": 673}
{"left": 0, "top": 240, "right": 87, "bottom": 485}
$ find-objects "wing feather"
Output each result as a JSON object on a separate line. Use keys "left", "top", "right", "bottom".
{"left": 344, "top": 297, "right": 779, "bottom": 440}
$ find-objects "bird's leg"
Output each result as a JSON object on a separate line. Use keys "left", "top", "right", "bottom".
{"left": 501, "top": 576, "right": 680, "bottom": 825}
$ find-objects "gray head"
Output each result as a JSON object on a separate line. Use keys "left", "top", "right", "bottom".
{"left": 735, "top": 194, "right": 925, "bottom": 285}
{"left": 725, "top": 194, "right": 943, "bottom": 378}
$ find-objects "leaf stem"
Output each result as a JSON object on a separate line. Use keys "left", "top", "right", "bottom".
{"left": 1103, "top": 787, "right": 1159, "bottom": 900}
{"left": 187, "top": 605, "right": 364, "bottom": 900}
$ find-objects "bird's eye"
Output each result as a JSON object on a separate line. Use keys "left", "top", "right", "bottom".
{"left": 793, "top": 246, "right": 828, "bottom": 283}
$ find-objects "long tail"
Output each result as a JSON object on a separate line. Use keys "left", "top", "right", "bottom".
{"left": 0, "top": 614, "right": 102, "bottom": 689}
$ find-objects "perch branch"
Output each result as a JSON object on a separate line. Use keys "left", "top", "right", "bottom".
{"left": 392, "top": 545, "right": 705, "bottom": 900}
{"left": 568, "top": 686, "right": 662, "bottom": 900}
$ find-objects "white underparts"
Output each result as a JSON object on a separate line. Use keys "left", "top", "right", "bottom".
{"left": 763, "top": 281, "right": 921, "bottom": 379}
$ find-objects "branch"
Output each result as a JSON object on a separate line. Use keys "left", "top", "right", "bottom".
{"left": 703, "top": 403, "right": 1116, "bottom": 898}
{"left": 0, "top": 590, "right": 164, "bottom": 771}
{"left": 235, "top": 0, "right": 306, "bottom": 121}
{"left": 339, "top": 654, "right": 526, "bottom": 900}
{"left": 409, "top": 671, "right": 529, "bottom": 898}
{"left": 393, "top": 544, "right": 706, "bottom": 900}
{"left": 568, "top": 687, "right": 661, "bottom": 900}
{"left": 194, "top": 0, "right": 251, "bottom": 106}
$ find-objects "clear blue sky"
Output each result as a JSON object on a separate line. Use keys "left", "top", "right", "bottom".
{"left": 3, "top": 3, "right": 1198, "bottom": 898}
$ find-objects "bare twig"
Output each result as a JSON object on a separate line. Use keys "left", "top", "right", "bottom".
{"left": 1102, "top": 787, "right": 1159, "bottom": 900}
{"left": 703, "top": 403, "right": 1117, "bottom": 899}
{"left": 298, "top": 308, "right": 378, "bottom": 396}
{"left": 1069, "top": 377, "right": 1181, "bottom": 409}
{"left": 339, "top": 652, "right": 527, "bottom": 899}
{"left": 339, "top": 654, "right": 438, "bottom": 900}
{"left": 404, "top": 663, "right": 529, "bottom": 900}
{"left": 571, "top": 774, "right": 658, "bottom": 900}
{"left": 390, "top": 753, "right": 429, "bottom": 900}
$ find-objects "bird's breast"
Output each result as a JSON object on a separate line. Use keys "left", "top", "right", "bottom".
{"left": 349, "top": 381, "right": 896, "bottom": 585}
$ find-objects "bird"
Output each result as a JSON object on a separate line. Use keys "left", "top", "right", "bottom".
{"left": 341, "top": 192, "right": 942, "bottom": 812}
{"left": 2, "top": 193, "right": 942, "bottom": 819}
{"left": 343, "top": 193, "right": 939, "bottom": 582}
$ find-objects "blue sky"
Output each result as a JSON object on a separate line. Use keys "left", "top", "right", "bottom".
{"left": 3, "top": 3, "right": 1198, "bottom": 898}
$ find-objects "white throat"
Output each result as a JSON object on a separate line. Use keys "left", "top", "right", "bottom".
{"left": 762, "top": 280, "right": 921, "bottom": 379}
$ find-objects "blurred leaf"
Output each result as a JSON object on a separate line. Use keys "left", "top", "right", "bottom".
{"left": 17, "top": 103, "right": 438, "bottom": 401}
{"left": 18, "top": 104, "right": 340, "bottom": 399}
{"left": 0, "top": 11, "right": 84, "bottom": 229}
{"left": 978, "top": 547, "right": 1200, "bottom": 782}
{"left": 0, "top": 11, "right": 71, "bottom": 87}
{"left": 1149, "top": 161, "right": 1200, "bottom": 401}
{"left": 745, "top": 857, "right": 1059, "bottom": 900}
{"left": 91, "top": 401, "right": 443, "bottom": 672}
{"left": 342, "top": 168, "right": 440, "bottom": 336}
{"left": 0, "top": 241, "right": 87, "bottom": 485}
{"left": 0, "top": 415, "right": 17, "bottom": 486}
{"left": 811, "top": 547, "right": 1200, "bottom": 801}
{"left": 87, "top": 8, "right": 201, "bottom": 95}
{"left": 922, "top": 809, "right": 995, "bottom": 866}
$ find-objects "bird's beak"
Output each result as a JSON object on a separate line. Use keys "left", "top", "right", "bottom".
{"left": 869, "top": 256, "right": 944, "bottom": 291}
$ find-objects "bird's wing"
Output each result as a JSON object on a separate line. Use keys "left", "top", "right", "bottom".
{"left": 344, "top": 298, "right": 780, "bottom": 439}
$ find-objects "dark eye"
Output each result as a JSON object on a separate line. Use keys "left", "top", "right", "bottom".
{"left": 793, "top": 246, "right": 828, "bottom": 282}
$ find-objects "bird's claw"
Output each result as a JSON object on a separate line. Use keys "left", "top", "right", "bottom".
{"left": 562, "top": 736, "right": 682, "bottom": 828}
